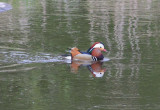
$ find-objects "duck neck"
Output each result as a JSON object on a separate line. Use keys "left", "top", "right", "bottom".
{"left": 87, "top": 48, "right": 94, "bottom": 54}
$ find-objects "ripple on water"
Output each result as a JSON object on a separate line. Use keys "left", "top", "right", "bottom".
{"left": 0, "top": 50, "right": 71, "bottom": 64}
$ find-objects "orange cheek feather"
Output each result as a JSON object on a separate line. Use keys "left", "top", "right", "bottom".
{"left": 91, "top": 49, "right": 101, "bottom": 57}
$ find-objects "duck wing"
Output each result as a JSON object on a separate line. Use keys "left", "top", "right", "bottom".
{"left": 73, "top": 54, "right": 92, "bottom": 61}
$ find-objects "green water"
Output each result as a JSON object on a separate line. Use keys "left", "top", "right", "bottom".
{"left": 0, "top": 0, "right": 160, "bottom": 110}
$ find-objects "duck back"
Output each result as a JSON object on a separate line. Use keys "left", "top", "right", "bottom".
{"left": 71, "top": 47, "right": 81, "bottom": 57}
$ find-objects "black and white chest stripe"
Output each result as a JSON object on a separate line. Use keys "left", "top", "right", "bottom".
{"left": 92, "top": 56, "right": 98, "bottom": 61}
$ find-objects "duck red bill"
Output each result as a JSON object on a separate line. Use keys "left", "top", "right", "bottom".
{"left": 103, "top": 49, "right": 107, "bottom": 52}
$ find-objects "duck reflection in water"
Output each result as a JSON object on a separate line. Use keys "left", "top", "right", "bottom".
{"left": 70, "top": 61, "right": 106, "bottom": 78}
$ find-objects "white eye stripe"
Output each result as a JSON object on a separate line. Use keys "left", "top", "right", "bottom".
{"left": 93, "top": 44, "right": 104, "bottom": 48}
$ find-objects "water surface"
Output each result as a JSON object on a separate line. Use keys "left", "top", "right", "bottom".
{"left": 0, "top": 0, "right": 160, "bottom": 110}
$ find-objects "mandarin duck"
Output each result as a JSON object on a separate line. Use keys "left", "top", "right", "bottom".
{"left": 71, "top": 42, "right": 107, "bottom": 61}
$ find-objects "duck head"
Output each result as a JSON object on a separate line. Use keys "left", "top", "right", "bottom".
{"left": 87, "top": 42, "right": 107, "bottom": 54}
